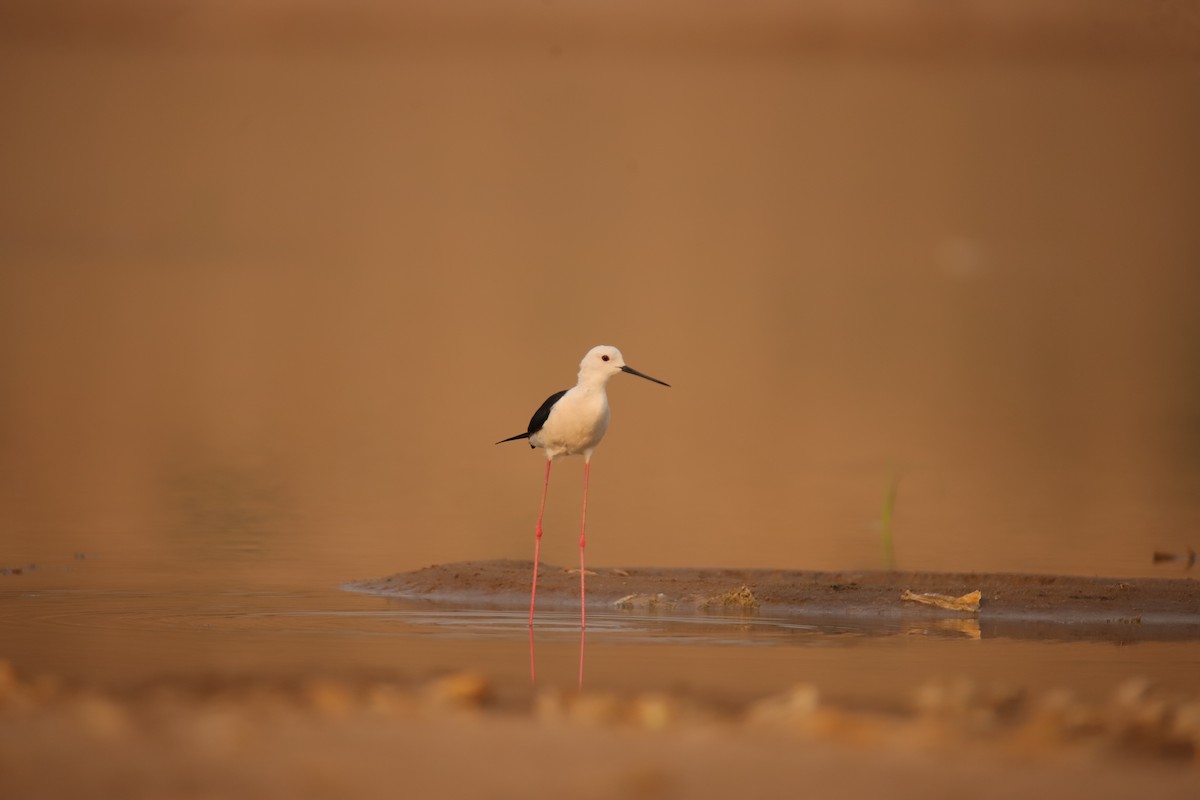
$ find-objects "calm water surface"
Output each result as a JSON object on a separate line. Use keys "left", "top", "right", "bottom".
{"left": 3, "top": 550, "right": 1197, "bottom": 708}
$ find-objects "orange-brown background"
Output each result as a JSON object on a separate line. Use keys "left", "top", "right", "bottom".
{"left": 2, "top": 2, "right": 1199, "bottom": 582}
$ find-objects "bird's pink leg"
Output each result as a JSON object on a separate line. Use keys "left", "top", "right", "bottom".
{"left": 529, "top": 458, "right": 552, "bottom": 628}
{"left": 577, "top": 460, "right": 591, "bottom": 689}
{"left": 579, "top": 460, "right": 590, "bottom": 631}
{"left": 578, "top": 623, "right": 586, "bottom": 690}
{"left": 529, "top": 625, "right": 537, "bottom": 687}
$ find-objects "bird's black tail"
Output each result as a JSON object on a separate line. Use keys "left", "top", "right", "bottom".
{"left": 495, "top": 432, "right": 531, "bottom": 445}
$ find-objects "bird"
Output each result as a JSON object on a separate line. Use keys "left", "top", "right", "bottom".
{"left": 497, "top": 344, "right": 670, "bottom": 631}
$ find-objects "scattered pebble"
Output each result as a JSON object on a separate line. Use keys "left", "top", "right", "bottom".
{"left": 613, "top": 593, "right": 675, "bottom": 611}
{"left": 302, "top": 679, "right": 356, "bottom": 717}
{"left": 746, "top": 684, "right": 821, "bottom": 726}
{"left": 536, "top": 688, "right": 621, "bottom": 726}
{"left": 362, "top": 683, "right": 415, "bottom": 717}
{"left": 699, "top": 585, "right": 759, "bottom": 610}
{"left": 536, "top": 689, "right": 702, "bottom": 730}
{"left": 74, "top": 694, "right": 131, "bottom": 739}
{"left": 630, "top": 693, "right": 680, "bottom": 730}
{"left": 424, "top": 672, "right": 491, "bottom": 709}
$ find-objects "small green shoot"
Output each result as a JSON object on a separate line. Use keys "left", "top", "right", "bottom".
{"left": 880, "top": 467, "right": 899, "bottom": 571}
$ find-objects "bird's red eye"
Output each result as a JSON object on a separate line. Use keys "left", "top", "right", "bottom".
{"left": 601, "top": 355, "right": 610, "bottom": 361}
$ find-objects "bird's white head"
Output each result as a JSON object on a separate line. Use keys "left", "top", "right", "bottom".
{"left": 578, "top": 345, "right": 626, "bottom": 385}
{"left": 577, "top": 345, "right": 671, "bottom": 389}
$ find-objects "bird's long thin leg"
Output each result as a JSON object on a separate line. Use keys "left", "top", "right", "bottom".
{"left": 578, "top": 459, "right": 590, "bottom": 689}
{"left": 529, "top": 458, "right": 552, "bottom": 628}
{"left": 578, "top": 622, "right": 586, "bottom": 691}
{"left": 579, "top": 459, "right": 590, "bottom": 630}
{"left": 529, "top": 625, "right": 537, "bottom": 688}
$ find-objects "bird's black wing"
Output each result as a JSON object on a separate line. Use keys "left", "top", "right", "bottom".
{"left": 495, "top": 389, "right": 568, "bottom": 446}
{"left": 527, "top": 389, "right": 567, "bottom": 435}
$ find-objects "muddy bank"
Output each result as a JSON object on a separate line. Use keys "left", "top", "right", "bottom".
{"left": 347, "top": 560, "right": 1200, "bottom": 634}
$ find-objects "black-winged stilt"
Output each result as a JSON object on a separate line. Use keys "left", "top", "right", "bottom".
{"left": 497, "top": 345, "right": 670, "bottom": 631}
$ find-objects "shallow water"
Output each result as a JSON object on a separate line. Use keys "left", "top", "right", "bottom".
{"left": 5, "top": 555, "right": 1198, "bottom": 711}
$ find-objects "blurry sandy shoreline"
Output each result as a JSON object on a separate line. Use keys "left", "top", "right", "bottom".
{"left": 2, "top": 654, "right": 1199, "bottom": 800}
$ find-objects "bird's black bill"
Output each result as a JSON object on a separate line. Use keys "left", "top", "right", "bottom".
{"left": 621, "top": 365, "right": 671, "bottom": 387}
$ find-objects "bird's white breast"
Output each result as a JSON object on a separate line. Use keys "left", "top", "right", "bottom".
{"left": 533, "top": 387, "right": 611, "bottom": 458}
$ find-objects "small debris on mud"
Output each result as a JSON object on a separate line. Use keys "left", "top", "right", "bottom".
{"left": 1152, "top": 548, "right": 1196, "bottom": 570}
{"left": 613, "top": 593, "right": 675, "bottom": 611}
{"left": 611, "top": 586, "right": 759, "bottom": 612}
{"left": 699, "top": 586, "right": 759, "bottom": 610}
{"left": 901, "top": 589, "right": 982, "bottom": 613}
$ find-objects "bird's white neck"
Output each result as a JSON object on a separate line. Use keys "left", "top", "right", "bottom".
{"left": 575, "top": 368, "right": 614, "bottom": 391}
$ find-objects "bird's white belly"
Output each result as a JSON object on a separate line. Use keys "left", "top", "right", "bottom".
{"left": 534, "top": 392, "right": 610, "bottom": 458}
